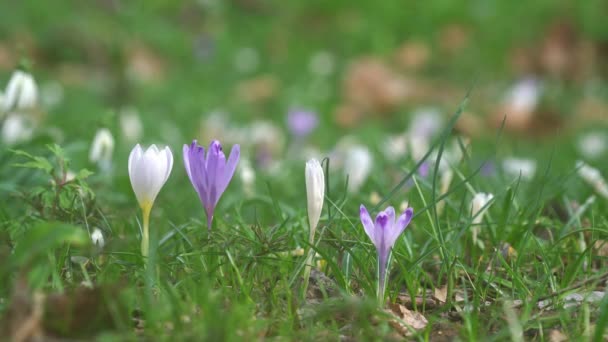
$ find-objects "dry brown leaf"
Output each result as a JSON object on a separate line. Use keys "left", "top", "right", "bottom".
{"left": 334, "top": 103, "right": 363, "bottom": 128}
{"left": 594, "top": 240, "right": 608, "bottom": 257}
{"left": 386, "top": 303, "right": 428, "bottom": 336}
{"left": 434, "top": 286, "right": 448, "bottom": 303}
{"left": 394, "top": 41, "right": 430, "bottom": 72}
{"left": 549, "top": 329, "right": 568, "bottom": 342}
{"left": 342, "top": 57, "right": 410, "bottom": 113}
{"left": 126, "top": 42, "right": 166, "bottom": 83}
{"left": 236, "top": 75, "right": 279, "bottom": 104}
{"left": 438, "top": 24, "right": 469, "bottom": 55}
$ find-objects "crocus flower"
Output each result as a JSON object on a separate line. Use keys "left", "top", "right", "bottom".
{"left": 91, "top": 228, "right": 105, "bottom": 248}
{"left": 503, "top": 157, "right": 537, "bottom": 180}
{"left": 360, "top": 204, "right": 414, "bottom": 302}
{"left": 303, "top": 159, "right": 325, "bottom": 289}
{"left": 344, "top": 145, "right": 372, "bottom": 192}
{"left": 305, "top": 159, "right": 325, "bottom": 236}
{"left": 120, "top": 107, "right": 144, "bottom": 143}
{"left": 2, "top": 70, "right": 38, "bottom": 112}
{"left": 577, "top": 161, "right": 608, "bottom": 199}
{"left": 89, "top": 128, "right": 115, "bottom": 171}
{"left": 1, "top": 114, "right": 34, "bottom": 145}
{"left": 578, "top": 132, "right": 607, "bottom": 160}
{"left": 128, "top": 144, "right": 173, "bottom": 256}
{"left": 183, "top": 140, "right": 240, "bottom": 230}
{"left": 471, "top": 192, "right": 494, "bottom": 246}
{"left": 287, "top": 109, "right": 318, "bottom": 138}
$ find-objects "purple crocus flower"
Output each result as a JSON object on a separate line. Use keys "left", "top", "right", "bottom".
{"left": 360, "top": 204, "right": 414, "bottom": 302}
{"left": 183, "top": 140, "right": 240, "bottom": 230}
{"left": 287, "top": 109, "right": 318, "bottom": 138}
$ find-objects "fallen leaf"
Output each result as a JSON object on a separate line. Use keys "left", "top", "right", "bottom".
{"left": 549, "top": 329, "right": 568, "bottom": 342}
{"left": 387, "top": 303, "right": 428, "bottom": 336}
{"left": 434, "top": 285, "right": 448, "bottom": 303}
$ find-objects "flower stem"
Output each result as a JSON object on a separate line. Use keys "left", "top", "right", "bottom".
{"left": 301, "top": 224, "right": 317, "bottom": 299}
{"left": 141, "top": 203, "right": 152, "bottom": 257}
{"left": 377, "top": 250, "right": 391, "bottom": 306}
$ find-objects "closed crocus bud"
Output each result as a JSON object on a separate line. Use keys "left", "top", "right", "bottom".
{"left": 471, "top": 192, "right": 494, "bottom": 246}
{"left": 91, "top": 228, "right": 105, "bottom": 248}
{"left": 89, "top": 128, "right": 115, "bottom": 170}
{"left": 577, "top": 161, "right": 608, "bottom": 199}
{"left": 1, "top": 114, "right": 34, "bottom": 145}
{"left": 120, "top": 107, "right": 144, "bottom": 143}
{"left": 503, "top": 157, "right": 537, "bottom": 180}
{"left": 471, "top": 193, "right": 494, "bottom": 224}
{"left": 128, "top": 144, "right": 173, "bottom": 256}
{"left": 305, "top": 158, "right": 325, "bottom": 235}
{"left": 2, "top": 70, "right": 38, "bottom": 112}
{"left": 302, "top": 158, "right": 325, "bottom": 296}
{"left": 129, "top": 144, "right": 173, "bottom": 210}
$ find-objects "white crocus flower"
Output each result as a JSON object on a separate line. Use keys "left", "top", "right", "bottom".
{"left": 471, "top": 193, "right": 494, "bottom": 225}
{"left": 471, "top": 192, "right": 494, "bottom": 247}
{"left": 578, "top": 132, "right": 606, "bottom": 160}
{"left": 305, "top": 158, "right": 325, "bottom": 236}
{"left": 91, "top": 228, "right": 105, "bottom": 248}
{"left": 503, "top": 157, "right": 537, "bottom": 181}
{"left": 303, "top": 158, "right": 325, "bottom": 294}
{"left": 577, "top": 161, "right": 608, "bottom": 199}
{"left": 128, "top": 144, "right": 173, "bottom": 256}
{"left": 120, "top": 107, "right": 144, "bottom": 142}
{"left": 89, "top": 128, "right": 115, "bottom": 170}
{"left": 504, "top": 78, "right": 541, "bottom": 114}
{"left": 344, "top": 145, "right": 372, "bottom": 192}
{"left": 2, "top": 70, "right": 38, "bottom": 112}
{"left": 1, "top": 114, "right": 34, "bottom": 145}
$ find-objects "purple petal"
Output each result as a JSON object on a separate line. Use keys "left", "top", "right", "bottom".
{"left": 219, "top": 144, "right": 240, "bottom": 194}
{"left": 374, "top": 211, "right": 390, "bottom": 253}
{"left": 385, "top": 207, "right": 413, "bottom": 249}
{"left": 359, "top": 205, "right": 377, "bottom": 246}
{"left": 205, "top": 140, "right": 224, "bottom": 206}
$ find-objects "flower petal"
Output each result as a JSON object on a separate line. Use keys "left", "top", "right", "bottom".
{"left": 360, "top": 205, "right": 377, "bottom": 246}
{"left": 219, "top": 144, "right": 240, "bottom": 194}
{"left": 385, "top": 207, "right": 414, "bottom": 249}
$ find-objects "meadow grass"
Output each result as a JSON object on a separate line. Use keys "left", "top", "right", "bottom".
{"left": 1, "top": 1, "right": 608, "bottom": 341}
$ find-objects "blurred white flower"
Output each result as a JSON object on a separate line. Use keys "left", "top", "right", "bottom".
{"left": 40, "top": 81, "right": 64, "bottom": 109}
{"left": 2, "top": 70, "right": 38, "bottom": 112}
{"left": 234, "top": 47, "right": 259, "bottom": 74}
{"left": 344, "top": 145, "right": 372, "bottom": 192}
{"left": 503, "top": 78, "right": 541, "bottom": 114}
{"left": 408, "top": 107, "right": 443, "bottom": 139}
{"left": 120, "top": 107, "right": 144, "bottom": 142}
{"left": 239, "top": 158, "right": 256, "bottom": 195}
{"left": 89, "top": 128, "right": 115, "bottom": 170}
{"left": 578, "top": 132, "right": 606, "bottom": 159}
{"left": 383, "top": 134, "right": 408, "bottom": 161}
{"left": 91, "top": 228, "right": 105, "bottom": 248}
{"left": 309, "top": 51, "right": 335, "bottom": 77}
{"left": 407, "top": 134, "right": 430, "bottom": 162}
{"left": 503, "top": 157, "right": 537, "bottom": 180}
{"left": 1, "top": 114, "right": 34, "bottom": 145}
{"left": 471, "top": 193, "right": 494, "bottom": 225}
{"left": 576, "top": 161, "right": 608, "bottom": 199}
{"left": 470, "top": 192, "right": 494, "bottom": 248}
{"left": 406, "top": 107, "right": 443, "bottom": 161}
